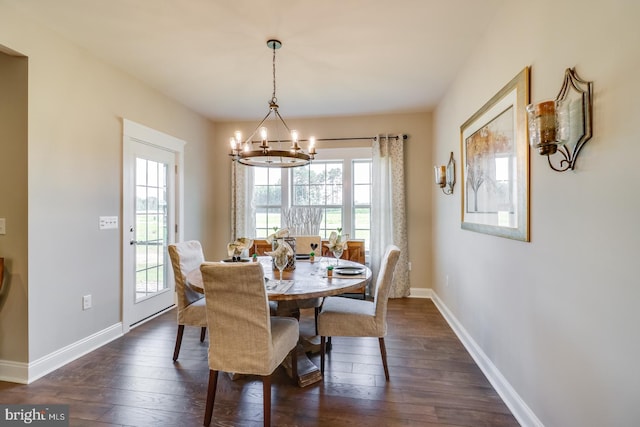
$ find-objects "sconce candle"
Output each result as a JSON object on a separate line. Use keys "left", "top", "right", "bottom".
{"left": 434, "top": 152, "right": 456, "bottom": 195}
{"left": 527, "top": 100, "right": 558, "bottom": 155}
{"left": 434, "top": 165, "right": 446, "bottom": 186}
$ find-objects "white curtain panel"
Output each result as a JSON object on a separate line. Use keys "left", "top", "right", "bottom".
{"left": 371, "top": 134, "right": 410, "bottom": 298}
{"left": 283, "top": 207, "right": 323, "bottom": 235}
{"left": 230, "top": 162, "right": 255, "bottom": 240}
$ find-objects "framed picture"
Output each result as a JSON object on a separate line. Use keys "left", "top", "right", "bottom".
{"left": 460, "top": 67, "right": 530, "bottom": 241}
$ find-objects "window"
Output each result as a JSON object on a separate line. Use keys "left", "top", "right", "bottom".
{"left": 254, "top": 167, "right": 283, "bottom": 238}
{"left": 353, "top": 160, "right": 372, "bottom": 249}
{"left": 250, "top": 147, "right": 372, "bottom": 250}
{"left": 292, "top": 161, "right": 343, "bottom": 238}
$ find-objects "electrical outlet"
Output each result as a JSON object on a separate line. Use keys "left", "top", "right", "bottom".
{"left": 83, "top": 295, "right": 92, "bottom": 310}
{"left": 408, "top": 261, "right": 412, "bottom": 271}
{"left": 0, "top": 218, "right": 5, "bottom": 235}
{"left": 99, "top": 216, "right": 118, "bottom": 230}
{"left": 446, "top": 275, "right": 450, "bottom": 287}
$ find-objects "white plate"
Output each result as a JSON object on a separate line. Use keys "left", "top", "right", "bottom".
{"left": 334, "top": 266, "right": 365, "bottom": 276}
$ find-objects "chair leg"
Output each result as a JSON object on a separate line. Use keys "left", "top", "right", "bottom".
{"left": 326, "top": 336, "right": 332, "bottom": 351}
{"left": 203, "top": 370, "right": 218, "bottom": 426}
{"left": 320, "top": 336, "right": 326, "bottom": 375}
{"left": 200, "top": 327, "right": 207, "bottom": 342}
{"left": 378, "top": 337, "right": 390, "bottom": 381}
{"left": 314, "top": 307, "right": 320, "bottom": 335}
{"left": 263, "top": 374, "right": 271, "bottom": 427}
{"left": 173, "top": 325, "right": 185, "bottom": 361}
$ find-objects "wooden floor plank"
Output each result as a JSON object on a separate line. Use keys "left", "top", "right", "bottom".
{"left": 0, "top": 298, "right": 519, "bottom": 426}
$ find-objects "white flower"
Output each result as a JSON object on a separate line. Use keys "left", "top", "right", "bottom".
{"left": 227, "top": 237, "right": 254, "bottom": 257}
{"left": 266, "top": 228, "right": 290, "bottom": 244}
{"left": 325, "top": 231, "right": 348, "bottom": 252}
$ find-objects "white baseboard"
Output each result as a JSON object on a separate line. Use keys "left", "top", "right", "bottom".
{"left": 0, "top": 322, "right": 123, "bottom": 384}
{"left": 0, "top": 359, "right": 28, "bottom": 384}
{"left": 408, "top": 287, "right": 432, "bottom": 298}
{"left": 429, "top": 291, "right": 543, "bottom": 427}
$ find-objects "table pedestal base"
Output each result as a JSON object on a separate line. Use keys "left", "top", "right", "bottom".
{"left": 284, "top": 343, "right": 323, "bottom": 387}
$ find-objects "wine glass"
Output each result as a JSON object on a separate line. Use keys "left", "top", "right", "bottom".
{"left": 274, "top": 254, "right": 288, "bottom": 285}
{"left": 332, "top": 247, "right": 344, "bottom": 266}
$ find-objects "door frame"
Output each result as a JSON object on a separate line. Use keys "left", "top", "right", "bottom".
{"left": 122, "top": 119, "right": 185, "bottom": 333}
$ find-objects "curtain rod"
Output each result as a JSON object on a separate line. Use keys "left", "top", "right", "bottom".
{"left": 252, "top": 135, "right": 407, "bottom": 143}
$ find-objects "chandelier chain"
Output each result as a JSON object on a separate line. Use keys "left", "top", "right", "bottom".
{"left": 271, "top": 43, "right": 277, "bottom": 103}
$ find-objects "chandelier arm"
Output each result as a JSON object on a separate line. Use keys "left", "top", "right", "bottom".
{"left": 273, "top": 109, "right": 292, "bottom": 134}
{"left": 245, "top": 110, "right": 275, "bottom": 144}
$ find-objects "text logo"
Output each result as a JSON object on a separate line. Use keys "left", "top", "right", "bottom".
{"left": 1, "top": 405, "right": 68, "bottom": 426}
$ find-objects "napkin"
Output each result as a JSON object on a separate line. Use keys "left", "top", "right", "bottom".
{"left": 265, "top": 279, "right": 295, "bottom": 294}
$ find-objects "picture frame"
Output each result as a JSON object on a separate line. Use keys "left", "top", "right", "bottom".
{"left": 460, "top": 67, "right": 530, "bottom": 241}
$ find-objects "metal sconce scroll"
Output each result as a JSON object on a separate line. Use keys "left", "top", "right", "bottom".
{"left": 434, "top": 152, "right": 456, "bottom": 195}
{"left": 527, "top": 68, "right": 593, "bottom": 172}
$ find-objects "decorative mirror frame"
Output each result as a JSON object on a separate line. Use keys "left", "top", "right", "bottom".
{"left": 548, "top": 68, "right": 593, "bottom": 171}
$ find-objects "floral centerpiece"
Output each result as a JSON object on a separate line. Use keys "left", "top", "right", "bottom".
{"left": 265, "top": 238, "right": 294, "bottom": 262}
{"left": 266, "top": 227, "right": 296, "bottom": 270}
{"left": 226, "top": 237, "right": 253, "bottom": 262}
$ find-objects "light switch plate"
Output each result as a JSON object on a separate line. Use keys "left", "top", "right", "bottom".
{"left": 99, "top": 216, "right": 118, "bottom": 230}
{"left": 0, "top": 218, "right": 5, "bottom": 235}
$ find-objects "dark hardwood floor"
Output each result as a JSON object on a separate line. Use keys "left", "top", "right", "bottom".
{"left": 0, "top": 298, "right": 519, "bottom": 426}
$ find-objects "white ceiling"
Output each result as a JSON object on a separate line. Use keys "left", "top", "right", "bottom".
{"left": 3, "top": 0, "right": 504, "bottom": 121}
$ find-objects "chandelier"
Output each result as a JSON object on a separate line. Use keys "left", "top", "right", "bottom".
{"left": 229, "top": 39, "right": 316, "bottom": 168}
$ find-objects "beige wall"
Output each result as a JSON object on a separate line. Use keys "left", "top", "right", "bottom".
{"left": 0, "top": 4, "right": 215, "bottom": 364}
{"left": 0, "top": 51, "right": 28, "bottom": 363}
{"left": 212, "top": 113, "right": 433, "bottom": 291}
{"left": 433, "top": 0, "right": 640, "bottom": 426}
{"left": 6, "top": 1, "right": 637, "bottom": 424}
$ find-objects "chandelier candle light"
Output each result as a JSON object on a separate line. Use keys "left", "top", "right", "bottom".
{"left": 229, "top": 39, "right": 317, "bottom": 168}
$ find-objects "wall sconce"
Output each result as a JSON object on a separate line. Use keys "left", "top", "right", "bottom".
{"left": 527, "top": 68, "right": 593, "bottom": 172}
{"left": 434, "top": 152, "right": 456, "bottom": 195}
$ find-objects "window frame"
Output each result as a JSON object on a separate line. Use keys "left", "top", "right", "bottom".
{"left": 250, "top": 147, "right": 372, "bottom": 241}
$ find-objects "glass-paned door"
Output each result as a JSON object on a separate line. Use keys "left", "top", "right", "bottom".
{"left": 123, "top": 120, "right": 183, "bottom": 330}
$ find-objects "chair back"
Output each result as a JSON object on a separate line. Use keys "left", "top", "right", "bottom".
{"left": 200, "top": 262, "right": 275, "bottom": 375}
{"left": 293, "top": 235, "right": 322, "bottom": 256}
{"left": 168, "top": 241, "right": 205, "bottom": 317}
{"left": 373, "top": 245, "right": 401, "bottom": 321}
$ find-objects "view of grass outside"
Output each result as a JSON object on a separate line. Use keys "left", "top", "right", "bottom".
{"left": 135, "top": 212, "right": 168, "bottom": 299}
{"left": 292, "top": 162, "right": 343, "bottom": 238}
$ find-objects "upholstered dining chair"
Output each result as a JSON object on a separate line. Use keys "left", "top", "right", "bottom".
{"left": 167, "top": 240, "right": 208, "bottom": 362}
{"left": 200, "top": 262, "right": 299, "bottom": 427}
{"left": 317, "top": 245, "right": 401, "bottom": 381}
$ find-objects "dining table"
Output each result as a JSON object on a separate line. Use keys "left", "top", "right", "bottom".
{"left": 186, "top": 255, "right": 371, "bottom": 387}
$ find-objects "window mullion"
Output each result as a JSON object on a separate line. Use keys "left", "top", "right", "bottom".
{"left": 343, "top": 159, "right": 352, "bottom": 237}
{"left": 282, "top": 168, "right": 290, "bottom": 224}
